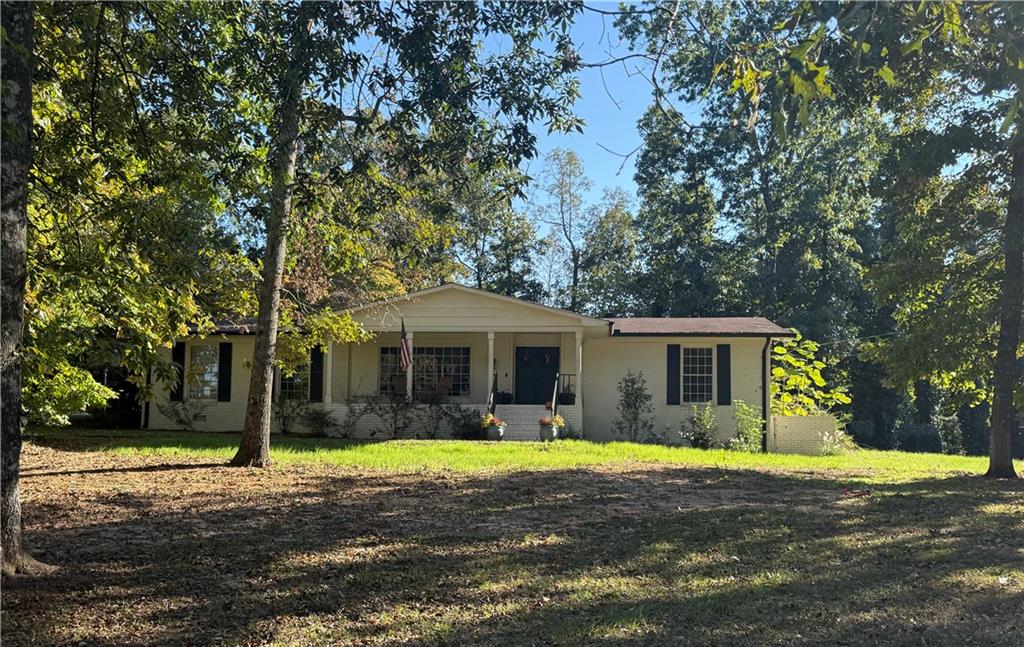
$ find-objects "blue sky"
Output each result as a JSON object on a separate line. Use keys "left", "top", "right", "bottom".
{"left": 521, "top": 7, "right": 656, "bottom": 205}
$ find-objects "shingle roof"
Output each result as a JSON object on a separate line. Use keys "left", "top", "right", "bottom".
{"left": 607, "top": 317, "right": 794, "bottom": 337}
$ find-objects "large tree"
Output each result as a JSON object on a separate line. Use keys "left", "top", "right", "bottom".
{"left": 578, "top": 187, "right": 641, "bottom": 317}
{"left": 1, "top": 0, "right": 46, "bottom": 576}
{"left": 704, "top": 1, "right": 1023, "bottom": 477}
{"left": 620, "top": 3, "right": 887, "bottom": 337}
{"left": 179, "top": 2, "right": 586, "bottom": 467}
{"left": 533, "top": 148, "right": 593, "bottom": 312}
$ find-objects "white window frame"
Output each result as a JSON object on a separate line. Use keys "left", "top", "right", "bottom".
{"left": 681, "top": 346, "right": 714, "bottom": 404}
{"left": 378, "top": 346, "right": 471, "bottom": 397}
{"left": 188, "top": 343, "right": 219, "bottom": 401}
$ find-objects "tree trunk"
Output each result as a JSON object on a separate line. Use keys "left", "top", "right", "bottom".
{"left": 986, "top": 130, "right": 1024, "bottom": 479}
{"left": 1, "top": 0, "right": 51, "bottom": 576}
{"left": 230, "top": 36, "right": 307, "bottom": 468}
{"left": 569, "top": 247, "right": 580, "bottom": 312}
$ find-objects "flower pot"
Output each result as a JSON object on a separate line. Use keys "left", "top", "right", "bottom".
{"left": 539, "top": 424, "right": 559, "bottom": 442}
{"left": 487, "top": 425, "right": 505, "bottom": 441}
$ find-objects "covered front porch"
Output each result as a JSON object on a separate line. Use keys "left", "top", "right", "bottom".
{"left": 315, "top": 284, "right": 609, "bottom": 438}
{"left": 324, "top": 329, "right": 582, "bottom": 410}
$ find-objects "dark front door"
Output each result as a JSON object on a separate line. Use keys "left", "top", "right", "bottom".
{"left": 515, "top": 346, "right": 560, "bottom": 404}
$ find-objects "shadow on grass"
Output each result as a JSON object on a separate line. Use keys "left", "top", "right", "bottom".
{"left": 3, "top": 456, "right": 1023, "bottom": 646}
{"left": 26, "top": 427, "right": 374, "bottom": 455}
{"left": 21, "top": 462, "right": 226, "bottom": 479}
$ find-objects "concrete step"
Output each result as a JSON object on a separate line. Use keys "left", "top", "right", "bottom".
{"left": 494, "top": 405, "right": 551, "bottom": 441}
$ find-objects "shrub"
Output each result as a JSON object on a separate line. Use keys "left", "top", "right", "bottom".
{"left": 819, "top": 425, "right": 857, "bottom": 456}
{"left": 895, "top": 423, "right": 943, "bottom": 454}
{"left": 727, "top": 400, "right": 762, "bottom": 452}
{"left": 682, "top": 403, "right": 717, "bottom": 449}
{"left": 365, "top": 394, "right": 414, "bottom": 439}
{"left": 297, "top": 407, "right": 339, "bottom": 437}
{"left": 156, "top": 399, "right": 208, "bottom": 432}
{"left": 612, "top": 370, "right": 654, "bottom": 442}
{"left": 445, "top": 406, "right": 484, "bottom": 439}
{"left": 411, "top": 391, "right": 448, "bottom": 439}
{"left": 845, "top": 420, "right": 875, "bottom": 447}
{"left": 273, "top": 398, "right": 308, "bottom": 434}
{"left": 559, "top": 423, "right": 583, "bottom": 440}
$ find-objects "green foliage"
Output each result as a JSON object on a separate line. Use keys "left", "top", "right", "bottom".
{"left": 444, "top": 406, "right": 485, "bottom": 441}
{"left": 728, "top": 400, "right": 763, "bottom": 453}
{"left": 22, "top": 364, "right": 116, "bottom": 427}
{"left": 934, "top": 413, "right": 965, "bottom": 456}
{"left": 771, "top": 331, "right": 851, "bottom": 416}
{"left": 683, "top": 403, "right": 718, "bottom": 450}
{"left": 24, "top": 3, "right": 260, "bottom": 424}
{"left": 895, "top": 423, "right": 944, "bottom": 455}
{"left": 612, "top": 370, "right": 654, "bottom": 442}
{"left": 578, "top": 188, "right": 642, "bottom": 316}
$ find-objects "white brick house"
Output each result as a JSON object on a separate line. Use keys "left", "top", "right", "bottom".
{"left": 147, "top": 284, "right": 796, "bottom": 444}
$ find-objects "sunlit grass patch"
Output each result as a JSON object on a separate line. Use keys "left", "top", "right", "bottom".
{"left": 28, "top": 427, "right": 1022, "bottom": 482}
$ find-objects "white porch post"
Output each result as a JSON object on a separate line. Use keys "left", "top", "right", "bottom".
{"left": 487, "top": 331, "right": 495, "bottom": 396}
{"left": 405, "top": 331, "right": 414, "bottom": 401}
{"left": 323, "top": 343, "right": 333, "bottom": 405}
{"left": 575, "top": 330, "right": 583, "bottom": 409}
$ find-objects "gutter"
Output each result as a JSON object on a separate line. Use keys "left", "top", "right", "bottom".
{"left": 761, "top": 336, "right": 771, "bottom": 453}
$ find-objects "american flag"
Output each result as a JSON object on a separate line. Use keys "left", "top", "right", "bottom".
{"left": 399, "top": 318, "right": 412, "bottom": 372}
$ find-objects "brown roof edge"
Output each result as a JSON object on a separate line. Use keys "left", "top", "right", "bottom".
{"left": 606, "top": 317, "right": 795, "bottom": 338}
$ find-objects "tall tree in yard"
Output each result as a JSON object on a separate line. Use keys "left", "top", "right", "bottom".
{"left": 534, "top": 148, "right": 592, "bottom": 312}
{"left": 697, "top": 1, "right": 1023, "bottom": 477}
{"left": 1, "top": 0, "right": 37, "bottom": 575}
{"left": 195, "top": 2, "right": 585, "bottom": 467}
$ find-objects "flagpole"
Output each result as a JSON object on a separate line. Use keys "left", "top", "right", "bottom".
{"left": 401, "top": 318, "right": 414, "bottom": 401}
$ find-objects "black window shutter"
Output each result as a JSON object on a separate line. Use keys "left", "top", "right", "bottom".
{"left": 309, "top": 346, "right": 324, "bottom": 402}
{"left": 667, "top": 344, "right": 681, "bottom": 405}
{"left": 716, "top": 344, "right": 732, "bottom": 405}
{"left": 170, "top": 342, "right": 186, "bottom": 401}
{"left": 218, "top": 342, "right": 233, "bottom": 402}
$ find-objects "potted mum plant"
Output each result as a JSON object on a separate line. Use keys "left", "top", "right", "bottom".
{"left": 538, "top": 413, "right": 565, "bottom": 441}
{"left": 481, "top": 413, "right": 506, "bottom": 441}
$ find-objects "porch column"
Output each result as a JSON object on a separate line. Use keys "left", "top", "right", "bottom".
{"left": 575, "top": 330, "right": 583, "bottom": 409}
{"left": 487, "top": 331, "right": 495, "bottom": 396}
{"left": 405, "top": 331, "right": 414, "bottom": 401}
{"left": 323, "top": 342, "right": 333, "bottom": 405}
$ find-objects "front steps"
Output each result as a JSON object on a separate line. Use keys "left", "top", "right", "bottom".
{"left": 493, "top": 404, "right": 550, "bottom": 441}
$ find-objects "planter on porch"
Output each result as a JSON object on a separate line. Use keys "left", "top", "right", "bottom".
{"left": 481, "top": 413, "right": 506, "bottom": 441}
{"left": 538, "top": 414, "right": 564, "bottom": 442}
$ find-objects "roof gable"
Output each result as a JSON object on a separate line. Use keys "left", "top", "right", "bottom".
{"left": 349, "top": 284, "right": 606, "bottom": 331}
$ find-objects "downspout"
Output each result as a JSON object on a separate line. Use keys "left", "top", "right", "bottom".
{"left": 761, "top": 336, "right": 771, "bottom": 453}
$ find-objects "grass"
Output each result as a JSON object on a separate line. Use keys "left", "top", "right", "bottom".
{"left": 25, "top": 426, "right": 1020, "bottom": 483}
{"left": 5, "top": 428, "right": 1023, "bottom": 646}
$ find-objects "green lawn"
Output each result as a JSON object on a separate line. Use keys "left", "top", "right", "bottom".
{"left": 5, "top": 428, "right": 1023, "bottom": 646}
{"left": 26, "top": 426, "right": 1019, "bottom": 483}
